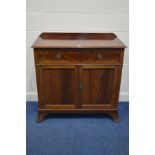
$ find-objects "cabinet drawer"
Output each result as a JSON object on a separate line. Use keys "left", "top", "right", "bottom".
{"left": 34, "top": 49, "right": 123, "bottom": 65}
{"left": 78, "top": 50, "right": 122, "bottom": 64}
{"left": 35, "top": 50, "right": 79, "bottom": 64}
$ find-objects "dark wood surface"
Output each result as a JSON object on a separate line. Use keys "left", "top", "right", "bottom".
{"left": 81, "top": 66, "right": 115, "bottom": 107}
{"left": 32, "top": 32, "right": 125, "bottom": 123}
{"left": 40, "top": 66, "right": 78, "bottom": 108}
{"left": 32, "top": 32, "right": 126, "bottom": 48}
{"left": 34, "top": 48, "right": 122, "bottom": 65}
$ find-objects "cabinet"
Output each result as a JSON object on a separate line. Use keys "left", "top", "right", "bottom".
{"left": 32, "top": 33, "right": 126, "bottom": 122}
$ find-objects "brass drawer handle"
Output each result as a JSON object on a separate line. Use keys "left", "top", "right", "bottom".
{"left": 96, "top": 53, "right": 104, "bottom": 59}
{"left": 55, "top": 53, "right": 63, "bottom": 59}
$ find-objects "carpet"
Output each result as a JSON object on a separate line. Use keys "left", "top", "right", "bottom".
{"left": 26, "top": 102, "right": 129, "bottom": 155}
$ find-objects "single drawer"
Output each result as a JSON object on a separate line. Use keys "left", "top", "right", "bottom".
{"left": 34, "top": 49, "right": 79, "bottom": 64}
{"left": 34, "top": 49, "right": 123, "bottom": 65}
{"left": 78, "top": 49, "right": 122, "bottom": 64}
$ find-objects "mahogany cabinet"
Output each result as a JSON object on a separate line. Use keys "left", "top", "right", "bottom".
{"left": 32, "top": 33, "right": 126, "bottom": 123}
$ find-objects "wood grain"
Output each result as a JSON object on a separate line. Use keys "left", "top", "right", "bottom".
{"left": 32, "top": 32, "right": 126, "bottom": 48}
{"left": 34, "top": 48, "right": 122, "bottom": 65}
{"left": 40, "top": 65, "right": 78, "bottom": 109}
{"left": 32, "top": 32, "right": 125, "bottom": 122}
{"left": 81, "top": 66, "right": 115, "bottom": 108}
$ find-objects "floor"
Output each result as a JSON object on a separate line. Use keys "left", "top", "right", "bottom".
{"left": 26, "top": 102, "right": 129, "bottom": 155}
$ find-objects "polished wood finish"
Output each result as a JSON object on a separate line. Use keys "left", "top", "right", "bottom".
{"left": 32, "top": 32, "right": 126, "bottom": 48}
{"left": 40, "top": 66, "right": 78, "bottom": 108}
{"left": 81, "top": 66, "right": 115, "bottom": 107}
{"left": 34, "top": 49, "right": 122, "bottom": 65}
{"left": 32, "top": 33, "right": 125, "bottom": 123}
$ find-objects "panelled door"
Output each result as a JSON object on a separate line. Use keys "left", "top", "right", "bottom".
{"left": 37, "top": 65, "right": 118, "bottom": 110}
{"left": 39, "top": 65, "right": 78, "bottom": 109}
{"left": 79, "top": 65, "right": 118, "bottom": 109}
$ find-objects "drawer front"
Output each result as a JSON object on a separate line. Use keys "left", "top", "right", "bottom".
{"left": 78, "top": 50, "right": 122, "bottom": 64}
{"left": 34, "top": 50, "right": 78, "bottom": 64}
{"left": 34, "top": 49, "right": 123, "bottom": 65}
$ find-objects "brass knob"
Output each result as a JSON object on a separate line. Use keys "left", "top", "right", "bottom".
{"left": 55, "top": 53, "right": 63, "bottom": 59}
{"left": 96, "top": 53, "right": 103, "bottom": 59}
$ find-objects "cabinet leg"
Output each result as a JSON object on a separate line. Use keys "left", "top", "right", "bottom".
{"left": 110, "top": 111, "right": 119, "bottom": 123}
{"left": 36, "top": 113, "right": 46, "bottom": 123}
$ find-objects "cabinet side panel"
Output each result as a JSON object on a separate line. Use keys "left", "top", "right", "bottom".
{"left": 113, "top": 65, "right": 123, "bottom": 108}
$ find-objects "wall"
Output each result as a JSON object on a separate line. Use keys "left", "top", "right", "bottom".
{"left": 26, "top": 0, "right": 129, "bottom": 101}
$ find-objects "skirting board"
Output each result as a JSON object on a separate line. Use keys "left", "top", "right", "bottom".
{"left": 26, "top": 92, "right": 129, "bottom": 102}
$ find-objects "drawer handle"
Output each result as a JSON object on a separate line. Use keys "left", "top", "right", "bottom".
{"left": 96, "top": 53, "right": 104, "bottom": 59}
{"left": 55, "top": 53, "right": 63, "bottom": 59}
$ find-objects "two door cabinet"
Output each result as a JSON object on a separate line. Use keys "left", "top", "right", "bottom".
{"left": 32, "top": 33, "right": 126, "bottom": 123}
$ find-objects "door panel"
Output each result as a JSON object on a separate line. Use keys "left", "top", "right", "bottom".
{"left": 80, "top": 65, "right": 117, "bottom": 109}
{"left": 40, "top": 65, "right": 78, "bottom": 109}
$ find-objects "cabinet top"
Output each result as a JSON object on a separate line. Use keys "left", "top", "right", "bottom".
{"left": 32, "top": 33, "right": 126, "bottom": 49}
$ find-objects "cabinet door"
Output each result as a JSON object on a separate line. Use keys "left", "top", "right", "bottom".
{"left": 39, "top": 65, "right": 78, "bottom": 109}
{"left": 80, "top": 65, "right": 118, "bottom": 109}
